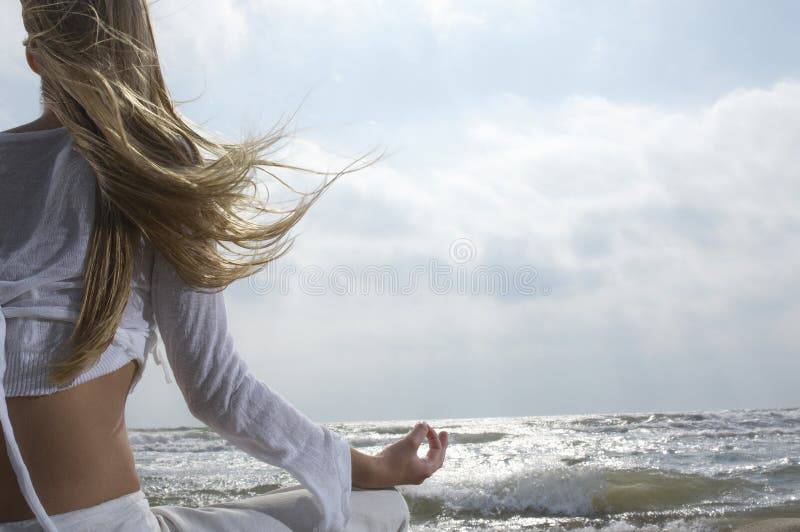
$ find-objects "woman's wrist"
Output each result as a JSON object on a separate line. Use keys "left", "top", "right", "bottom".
{"left": 350, "top": 447, "right": 391, "bottom": 489}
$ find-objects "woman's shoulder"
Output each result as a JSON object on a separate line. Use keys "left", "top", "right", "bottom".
{"left": 1, "top": 112, "right": 65, "bottom": 133}
{"left": 0, "top": 124, "right": 69, "bottom": 141}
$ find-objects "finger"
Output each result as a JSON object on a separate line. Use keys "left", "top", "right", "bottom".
{"left": 426, "top": 425, "right": 442, "bottom": 450}
{"left": 424, "top": 428, "right": 444, "bottom": 464}
{"left": 407, "top": 422, "right": 429, "bottom": 447}
{"left": 426, "top": 429, "right": 449, "bottom": 469}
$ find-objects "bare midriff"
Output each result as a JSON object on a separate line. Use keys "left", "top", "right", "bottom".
{"left": 0, "top": 360, "right": 141, "bottom": 522}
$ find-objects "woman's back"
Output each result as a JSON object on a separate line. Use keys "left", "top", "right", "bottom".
{"left": 0, "top": 360, "right": 139, "bottom": 521}
{"left": 0, "top": 121, "right": 164, "bottom": 522}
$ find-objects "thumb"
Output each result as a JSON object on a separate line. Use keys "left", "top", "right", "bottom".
{"left": 406, "top": 422, "right": 429, "bottom": 447}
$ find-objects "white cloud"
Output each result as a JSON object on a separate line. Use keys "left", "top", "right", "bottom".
{"left": 416, "top": 0, "right": 486, "bottom": 37}
{"left": 149, "top": 0, "right": 250, "bottom": 70}
{"left": 134, "top": 79, "right": 796, "bottom": 424}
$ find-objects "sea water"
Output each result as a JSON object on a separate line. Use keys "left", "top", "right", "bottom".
{"left": 131, "top": 407, "right": 800, "bottom": 531}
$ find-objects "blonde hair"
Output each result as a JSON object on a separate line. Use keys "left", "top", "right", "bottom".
{"left": 20, "top": 0, "right": 383, "bottom": 386}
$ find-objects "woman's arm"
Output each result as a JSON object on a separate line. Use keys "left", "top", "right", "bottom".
{"left": 150, "top": 247, "right": 352, "bottom": 532}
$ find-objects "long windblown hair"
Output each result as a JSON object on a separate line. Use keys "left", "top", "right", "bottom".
{"left": 20, "top": 0, "right": 382, "bottom": 386}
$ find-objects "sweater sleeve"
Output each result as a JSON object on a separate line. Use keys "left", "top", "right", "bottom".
{"left": 150, "top": 247, "right": 352, "bottom": 532}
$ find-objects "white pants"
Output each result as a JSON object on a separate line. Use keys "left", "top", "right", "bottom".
{"left": 0, "top": 485, "right": 411, "bottom": 532}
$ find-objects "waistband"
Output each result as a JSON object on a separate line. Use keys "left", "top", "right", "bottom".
{"left": 0, "top": 490, "right": 150, "bottom": 530}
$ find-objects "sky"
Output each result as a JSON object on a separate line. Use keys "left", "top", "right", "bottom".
{"left": 2, "top": 1, "right": 799, "bottom": 428}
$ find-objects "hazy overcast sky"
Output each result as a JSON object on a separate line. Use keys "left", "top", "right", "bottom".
{"left": 2, "top": 1, "right": 799, "bottom": 428}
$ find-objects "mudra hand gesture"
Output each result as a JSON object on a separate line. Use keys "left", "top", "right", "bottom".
{"left": 369, "top": 422, "right": 449, "bottom": 488}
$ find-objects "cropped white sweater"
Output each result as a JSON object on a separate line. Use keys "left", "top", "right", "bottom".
{"left": 0, "top": 126, "right": 352, "bottom": 532}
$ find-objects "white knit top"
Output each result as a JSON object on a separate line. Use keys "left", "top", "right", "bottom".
{"left": 0, "top": 126, "right": 352, "bottom": 532}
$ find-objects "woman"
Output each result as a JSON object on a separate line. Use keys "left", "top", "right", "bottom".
{"left": 0, "top": 1, "right": 448, "bottom": 531}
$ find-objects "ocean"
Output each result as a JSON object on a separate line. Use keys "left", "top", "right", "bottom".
{"left": 131, "top": 407, "right": 800, "bottom": 531}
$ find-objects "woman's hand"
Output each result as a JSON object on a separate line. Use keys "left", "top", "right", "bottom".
{"left": 365, "top": 422, "right": 448, "bottom": 488}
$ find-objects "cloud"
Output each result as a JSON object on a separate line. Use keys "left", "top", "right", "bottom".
{"left": 416, "top": 0, "right": 486, "bottom": 37}
{"left": 149, "top": 0, "right": 250, "bottom": 71}
{"left": 209, "top": 80, "right": 800, "bottom": 419}
{"left": 123, "top": 79, "right": 800, "bottom": 426}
